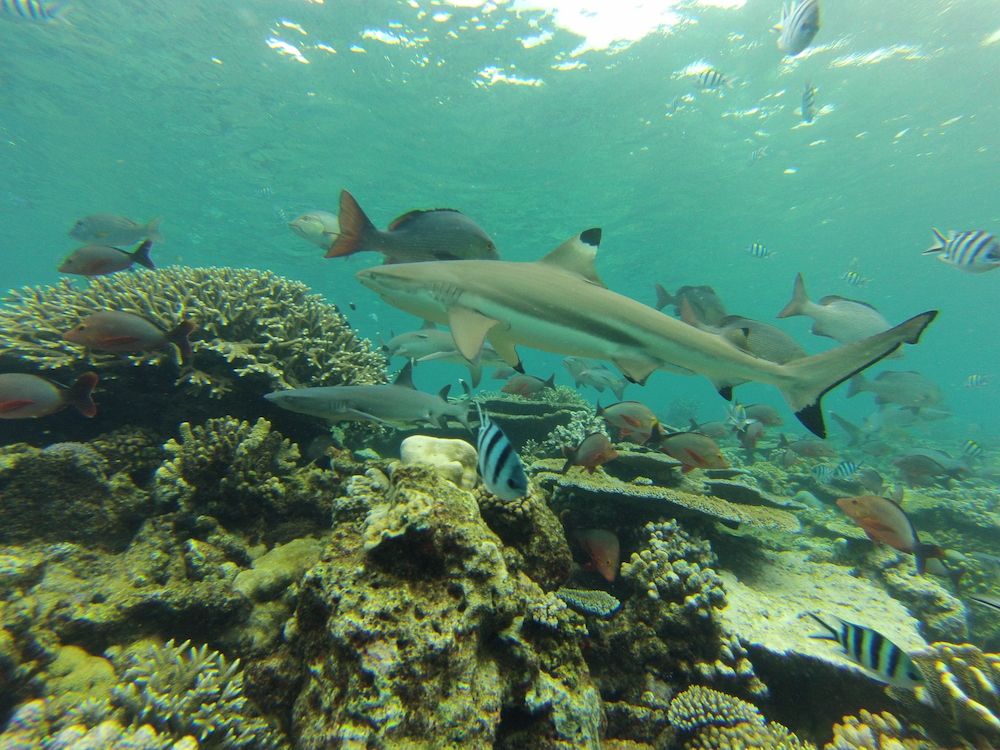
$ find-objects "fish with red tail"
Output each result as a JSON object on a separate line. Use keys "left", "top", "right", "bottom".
{"left": 0, "top": 372, "right": 98, "bottom": 419}
{"left": 562, "top": 432, "right": 619, "bottom": 473}
{"left": 573, "top": 528, "right": 620, "bottom": 582}
{"left": 63, "top": 311, "right": 196, "bottom": 365}
{"left": 58, "top": 240, "right": 155, "bottom": 277}
{"left": 325, "top": 189, "right": 498, "bottom": 263}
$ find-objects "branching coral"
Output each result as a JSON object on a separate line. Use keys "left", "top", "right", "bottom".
{"left": 823, "top": 709, "right": 937, "bottom": 750}
{"left": 522, "top": 407, "right": 608, "bottom": 460}
{"left": 110, "top": 638, "right": 285, "bottom": 749}
{"left": 667, "top": 685, "right": 815, "bottom": 749}
{"left": 0, "top": 266, "right": 385, "bottom": 395}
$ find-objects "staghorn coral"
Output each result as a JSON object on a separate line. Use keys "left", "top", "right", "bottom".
{"left": 556, "top": 588, "right": 621, "bottom": 618}
{"left": 154, "top": 417, "right": 335, "bottom": 533}
{"left": 110, "top": 638, "right": 285, "bottom": 749}
{"left": 0, "top": 266, "right": 385, "bottom": 396}
{"left": 667, "top": 685, "right": 815, "bottom": 750}
{"left": 824, "top": 709, "right": 937, "bottom": 750}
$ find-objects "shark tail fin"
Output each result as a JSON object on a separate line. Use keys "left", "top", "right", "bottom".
{"left": 326, "top": 190, "right": 377, "bottom": 258}
{"left": 777, "top": 272, "right": 809, "bottom": 318}
{"left": 777, "top": 311, "right": 937, "bottom": 437}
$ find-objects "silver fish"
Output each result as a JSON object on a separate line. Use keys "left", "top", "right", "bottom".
{"left": 289, "top": 210, "right": 341, "bottom": 249}
{"left": 776, "top": 0, "right": 821, "bottom": 57}
{"left": 475, "top": 402, "right": 528, "bottom": 500}
{"left": 778, "top": 273, "right": 892, "bottom": 344}
{"left": 807, "top": 614, "right": 922, "bottom": 689}
{"left": 924, "top": 228, "right": 1000, "bottom": 273}
{"left": 69, "top": 214, "right": 162, "bottom": 246}
{"left": 848, "top": 371, "right": 943, "bottom": 411}
{"left": 384, "top": 325, "right": 504, "bottom": 387}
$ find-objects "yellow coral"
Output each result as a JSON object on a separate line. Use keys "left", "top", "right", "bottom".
{"left": 824, "top": 709, "right": 937, "bottom": 750}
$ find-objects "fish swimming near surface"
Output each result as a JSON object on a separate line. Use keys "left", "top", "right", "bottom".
{"left": 747, "top": 242, "right": 772, "bottom": 259}
{"left": 848, "top": 371, "right": 943, "bottom": 411}
{"left": 289, "top": 210, "right": 341, "bottom": 249}
{"left": 836, "top": 494, "right": 947, "bottom": 574}
{"left": 775, "top": 0, "right": 821, "bottom": 57}
{"left": 965, "top": 374, "right": 990, "bottom": 388}
{"left": 265, "top": 361, "right": 470, "bottom": 429}
{"left": 562, "top": 432, "right": 619, "bottom": 474}
{"left": 778, "top": 273, "right": 893, "bottom": 344}
{"left": 654, "top": 283, "right": 728, "bottom": 326}
{"left": 598, "top": 401, "right": 662, "bottom": 444}
{"left": 0, "top": 372, "right": 97, "bottom": 419}
{"left": 501, "top": 373, "right": 556, "bottom": 397}
{"left": 696, "top": 68, "right": 729, "bottom": 90}
{"left": 924, "top": 228, "right": 1000, "bottom": 273}
{"left": 1, "top": 0, "right": 66, "bottom": 21}
{"left": 475, "top": 402, "right": 528, "bottom": 501}
{"left": 58, "top": 240, "right": 155, "bottom": 277}
{"left": 358, "top": 230, "right": 937, "bottom": 438}
{"left": 63, "top": 311, "right": 195, "bottom": 365}
{"left": 573, "top": 529, "right": 620, "bottom": 583}
{"left": 69, "top": 214, "right": 162, "bottom": 246}
{"left": 325, "top": 189, "right": 498, "bottom": 264}
{"left": 807, "top": 614, "right": 923, "bottom": 689}
{"left": 654, "top": 431, "right": 729, "bottom": 473}
{"left": 801, "top": 82, "right": 817, "bottom": 123}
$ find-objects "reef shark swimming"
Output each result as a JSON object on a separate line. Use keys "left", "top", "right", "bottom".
{"left": 355, "top": 229, "right": 938, "bottom": 438}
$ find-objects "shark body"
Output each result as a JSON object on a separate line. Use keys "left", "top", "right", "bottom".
{"left": 356, "top": 229, "right": 937, "bottom": 437}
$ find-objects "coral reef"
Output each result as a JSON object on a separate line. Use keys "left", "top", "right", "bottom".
{"left": 555, "top": 588, "right": 621, "bottom": 618}
{"left": 521, "top": 406, "right": 607, "bottom": 460}
{"left": 0, "top": 267, "right": 386, "bottom": 395}
{"left": 667, "top": 685, "right": 815, "bottom": 749}
{"left": 477, "top": 391, "right": 588, "bottom": 448}
{"left": 399, "top": 434, "right": 478, "bottom": 489}
{"left": 824, "top": 709, "right": 937, "bottom": 750}
{"left": 290, "top": 465, "right": 602, "bottom": 748}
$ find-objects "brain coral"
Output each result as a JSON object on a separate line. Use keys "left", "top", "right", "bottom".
{"left": 0, "top": 266, "right": 386, "bottom": 396}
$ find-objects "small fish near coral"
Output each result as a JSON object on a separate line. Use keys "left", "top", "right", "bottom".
{"left": 63, "top": 311, "right": 196, "bottom": 366}
{"left": 573, "top": 528, "right": 620, "bottom": 583}
{"left": 561, "top": 432, "right": 618, "bottom": 474}
{"left": 474, "top": 401, "right": 528, "bottom": 501}
{"left": 654, "top": 431, "right": 729, "bottom": 473}
{"left": 501, "top": 373, "right": 555, "bottom": 397}
{"left": 58, "top": 240, "right": 155, "bottom": 277}
{"left": 0, "top": 371, "right": 97, "bottom": 419}
{"left": 807, "top": 614, "right": 923, "bottom": 689}
{"left": 597, "top": 401, "right": 662, "bottom": 444}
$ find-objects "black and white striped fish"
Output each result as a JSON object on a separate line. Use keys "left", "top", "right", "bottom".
{"left": 1, "top": 0, "right": 65, "bottom": 21}
{"left": 963, "top": 439, "right": 984, "bottom": 459}
{"left": 802, "top": 82, "right": 817, "bottom": 123}
{"left": 811, "top": 464, "right": 833, "bottom": 483}
{"left": 697, "top": 68, "right": 728, "bottom": 90}
{"left": 747, "top": 241, "right": 772, "bottom": 259}
{"left": 776, "top": 0, "right": 821, "bottom": 57}
{"left": 475, "top": 402, "right": 528, "bottom": 501}
{"left": 808, "top": 614, "right": 923, "bottom": 689}
{"left": 924, "top": 229, "right": 1000, "bottom": 273}
{"left": 965, "top": 374, "right": 990, "bottom": 388}
{"left": 841, "top": 269, "right": 870, "bottom": 287}
{"left": 833, "top": 460, "right": 862, "bottom": 479}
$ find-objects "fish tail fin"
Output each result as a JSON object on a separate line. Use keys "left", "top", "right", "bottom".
{"left": 846, "top": 375, "right": 867, "bottom": 398}
{"left": 923, "top": 228, "right": 948, "bottom": 255}
{"left": 544, "top": 373, "right": 556, "bottom": 390}
{"left": 805, "top": 612, "right": 839, "bottom": 641}
{"left": 595, "top": 401, "right": 605, "bottom": 416}
{"left": 654, "top": 283, "right": 673, "bottom": 311}
{"left": 132, "top": 240, "right": 156, "bottom": 270}
{"left": 66, "top": 371, "right": 98, "bottom": 418}
{"left": 168, "top": 320, "right": 197, "bottom": 366}
{"left": 777, "top": 311, "right": 938, "bottom": 437}
{"left": 326, "top": 190, "right": 376, "bottom": 258}
{"left": 144, "top": 217, "right": 163, "bottom": 243}
{"left": 914, "top": 543, "right": 946, "bottom": 575}
{"left": 467, "top": 361, "right": 483, "bottom": 389}
{"left": 777, "top": 272, "right": 809, "bottom": 318}
{"left": 611, "top": 382, "right": 625, "bottom": 401}
{"left": 560, "top": 446, "right": 574, "bottom": 474}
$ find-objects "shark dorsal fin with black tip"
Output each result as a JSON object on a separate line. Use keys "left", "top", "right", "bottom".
{"left": 537, "top": 228, "right": 605, "bottom": 286}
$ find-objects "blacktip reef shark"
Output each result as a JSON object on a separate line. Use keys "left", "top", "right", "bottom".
{"left": 355, "top": 229, "right": 938, "bottom": 438}
{"left": 264, "top": 361, "right": 470, "bottom": 429}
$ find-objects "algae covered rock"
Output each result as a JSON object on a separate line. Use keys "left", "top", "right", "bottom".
{"left": 291, "top": 465, "right": 602, "bottom": 749}
{"left": 399, "top": 434, "right": 478, "bottom": 489}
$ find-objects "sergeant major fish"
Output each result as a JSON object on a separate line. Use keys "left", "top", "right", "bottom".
{"left": 58, "top": 240, "right": 155, "bottom": 277}
{"left": 69, "top": 214, "right": 162, "bottom": 246}
{"left": 807, "top": 614, "right": 923, "bottom": 689}
{"left": 326, "top": 190, "right": 498, "bottom": 264}
{"left": 1, "top": 0, "right": 66, "bottom": 21}
{"left": 924, "top": 228, "right": 1000, "bottom": 273}
{"left": 801, "top": 82, "right": 817, "bottom": 124}
{"left": 775, "top": 0, "right": 821, "bottom": 57}
{"left": 0, "top": 372, "right": 97, "bottom": 419}
{"left": 475, "top": 402, "right": 528, "bottom": 501}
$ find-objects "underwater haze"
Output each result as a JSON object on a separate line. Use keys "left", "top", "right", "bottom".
{"left": 3, "top": 0, "right": 1000, "bottom": 748}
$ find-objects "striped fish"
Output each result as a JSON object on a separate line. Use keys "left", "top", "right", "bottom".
{"left": 747, "top": 241, "right": 772, "bottom": 258}
{"left": 965, "top": 374, "right": 990, "bottom": 388}
{"left": 841, "top": 269, "right": 870, "bottom": 287}
{"left": 1, "top": 0, "right": 64, "bottom": 20}
{"left": 808, "top": 614, "right": 924, "bottom": 689}
{"left": 802, "top": 82, "right": 817, "bottom": 123}
{"left": 475, "top": 402, "right": 528, "bottom": 501}
{"left": 833, "top": 460, "right": 862, "bottom": 480}
{"left": 811, "top": 464, "right": 833, "bottom": 483}
{"left": 697, "top": 68, "right": 728, "bottom": 90}
{"left": 924, "top": 228, "right": 1000, "bottom": 273}
{"left": 776, "top": 0, "right": 821, "bottom": 56}
{"left": 963, "top": 439, "right": 984, "bottom": 459}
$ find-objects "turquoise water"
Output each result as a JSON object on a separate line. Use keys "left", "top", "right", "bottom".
{"left": 2, "top": 0, "right": 998, "bottom": 432}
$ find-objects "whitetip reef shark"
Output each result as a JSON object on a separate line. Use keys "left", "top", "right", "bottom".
{"left": 355, "top": 229, "right": 937, "bottom": 438}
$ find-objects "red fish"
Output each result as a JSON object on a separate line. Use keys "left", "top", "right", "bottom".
{"left": 561, "top": 432, "right": 619, "bottom": 473}
{"left": 58, "top": 240, "right": 155, "bottom": 277}
{"left": 0, "top": 372, "right": 98, "bottom": 419}
{"left": 655, "top": 431, "right": 728, "bottom": 473}
{"left": 63, "top": 311, "right": 196, "bottom": 365}
{"left": 836, "top": 495, "right": 945, "bottom": 574}
{"left": 597, "top": 401, "right": 661, "bottom": 443}
{"left": 501, "top": 373, "right": 555, "bottom": 397}
{"left": 574, "top": 529, "right": 620, "bottom": 582}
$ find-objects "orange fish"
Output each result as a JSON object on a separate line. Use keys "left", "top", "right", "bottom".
{"left": 655, "top": 431, "right": 728, "bottom": 473}
{"left": 561, "top": 432, "right": 619, "bottom": 473}
{"left": 58, "top": 240, "right": 155, "bottom": 277}
{"left": 836, "top": 495, "right": 945, "bottom": 574}
{"left": 597, "top": 401, "right": 661, "bottom": 443}
{"left": 574, "top": 528, "right": 620, "bottom": 583}
{"left": 0, "top": 372, "right": 98, "bottom": 419}
{"left": 63, "top": 311, "right": 196, "bottom": 365}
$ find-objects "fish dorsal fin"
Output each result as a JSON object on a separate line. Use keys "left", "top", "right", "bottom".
{"left": 388, "top": 208, "right": 462, "bottom": 231}
{"left": 394, "top": 361, "right": 416, "bottom": 388}
{"left": 449, "top": 306, "right": 500, "bottom": 361}
{"left": 819, "top": 295, "right": 879, "bottom": 312}
{"left": 537, "top": 228, "right": 605, "bottom": 286}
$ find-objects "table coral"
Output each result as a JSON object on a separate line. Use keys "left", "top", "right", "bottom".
{"left": 0, "top": 266, "right": 386, "bottom": 395}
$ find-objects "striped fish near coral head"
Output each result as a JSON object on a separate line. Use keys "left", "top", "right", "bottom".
{"left": 0, "top": 372, "right": 97, "bottom": 419}
{"left": 474, "top": 402, "right": 528, "bottom": 501}
{"left": 807, "top": 614, "right": 923, "bottom": 690}
{"left": 63, "top": 311, "right": 196, "bottom": 366}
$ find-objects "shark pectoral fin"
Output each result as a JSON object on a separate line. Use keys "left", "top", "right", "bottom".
{"left": 486, "top": 329, "right": 522, "bottom": 371}
{"left": 612, "top": 357, "right": 658, "bottom": 385}
{"left": 448, "top": 306, "right": 500, "bottom": 361}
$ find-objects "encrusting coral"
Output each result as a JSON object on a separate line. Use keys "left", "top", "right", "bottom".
{"left": 823, "top": 708, "right": 938, "bottom": 750}
{"left": 0, "top": 266, "right": 386, "bottom": 396}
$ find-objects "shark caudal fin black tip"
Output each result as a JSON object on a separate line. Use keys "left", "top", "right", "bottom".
{"left": 580, "top": 228, "right": 602, "bottom": 247}
{"left": 795, "top": 402, "right": 826, "bottom": 438}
